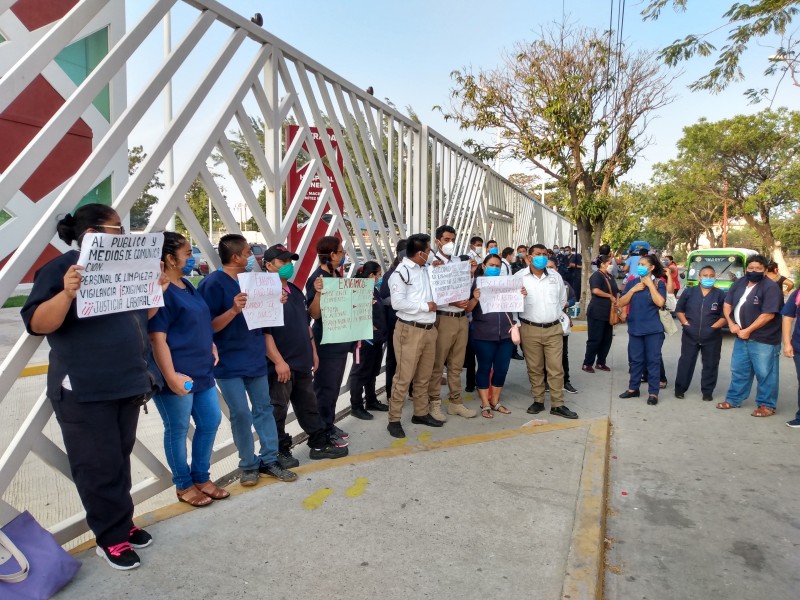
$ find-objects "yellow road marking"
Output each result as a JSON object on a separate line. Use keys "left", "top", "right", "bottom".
{"left": 345, "top": 477, "right": 369, "bottom": 498}
{"left": 417, "top": 431, "right": 432, "bottom": 442}
{"left": 390, "top": 437, "right": 409, "bottom": 448}
{"left": 302, "top": 487, "right": 333, "bottom": 510}
{"left": 20, "top": 363, "right": 48, "bottom": 377}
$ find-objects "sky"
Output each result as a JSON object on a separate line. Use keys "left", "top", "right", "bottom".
{"left": 125, "top": 0, "right": 798, "bottom": 188}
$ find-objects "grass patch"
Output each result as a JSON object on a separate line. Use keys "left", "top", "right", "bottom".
{"left": 2, "top": 295, "right": 27, "bottom": 308}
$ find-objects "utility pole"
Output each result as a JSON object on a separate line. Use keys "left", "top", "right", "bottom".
{"left": 722, "top": 179, "right": 728, "bottom": 247}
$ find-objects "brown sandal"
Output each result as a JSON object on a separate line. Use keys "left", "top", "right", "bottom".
{"left": 177, "top": 486, "right": 213, "bottom": 507}
{"left": 195, "top": 481, "right": 230, "bottom": 500}
{"left": 751, "top": 406, "right": 776, "bottom": 417}
{"left": 716, "top": 401, "right": 737, "bottom": 410}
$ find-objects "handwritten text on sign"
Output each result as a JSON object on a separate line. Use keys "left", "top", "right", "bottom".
{"left": 320, "top": 278, "right": 373, "bottom": 344}
{"left": 429, "top": 260, "right": 472, "bottom": 305}
{"left": 477, "top": 276, "right": 524, "bottom": 313}
{"left": 76, "top": 233, "right": 164, "bottom": 318}
{"left": 237, "top": 272, "right": 284, "bottom": 329}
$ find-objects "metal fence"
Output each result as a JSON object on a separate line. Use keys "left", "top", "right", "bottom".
{"left": 0, "top": 0, "right": 575, "bottom": 544}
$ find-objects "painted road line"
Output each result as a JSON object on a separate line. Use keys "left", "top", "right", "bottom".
{"left": 302, "top": 487, "right": 333, "bottom": 510}
{"left": 561, "top": 418, "right": 611, "bottom": 600}
{"left": 417, "top": 431, "right": 432, "bottom": 442}
{"left": 344, "top": 477, "right": 369, "bottom": 498}
{"left": 20, "top": 363, "right": 48, "bottom": 377}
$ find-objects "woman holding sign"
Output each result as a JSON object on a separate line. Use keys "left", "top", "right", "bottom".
{"left": 306, "top": 236, "right": 352, "bottom": 446}
{"left": 149, "top": 232, "right": 227, "bottom": 507}
{"left": 21, "top": 204, "right": 160, "bottom": 571}
{"left": 466, "top": 254, "right": 527, "bottom": 418}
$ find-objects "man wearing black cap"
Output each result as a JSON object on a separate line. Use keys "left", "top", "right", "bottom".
{"left": 262, "top": 244, "right": 348, "bottom": 466}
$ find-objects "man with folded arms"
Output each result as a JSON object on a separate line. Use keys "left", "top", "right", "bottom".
{"left": 387, "top": 234, "right": 444, "bottom": 438}
{"left": 516, "top": 243, "right": 579, "bottom": 419}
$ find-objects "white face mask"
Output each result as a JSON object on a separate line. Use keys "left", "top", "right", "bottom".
{"left": 441, "top": 241, "right": 455, "bottom": 256}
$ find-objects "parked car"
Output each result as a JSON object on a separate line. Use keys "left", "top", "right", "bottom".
{"left": 191, "top": 246, "right": 210, "bottom": 276}
{"left": 250, "top": 243, "right": 266, "bottom": 269}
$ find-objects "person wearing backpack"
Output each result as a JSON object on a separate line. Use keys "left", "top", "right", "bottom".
{"left": 673, "top": 266, "right": 727, "bottom": 401}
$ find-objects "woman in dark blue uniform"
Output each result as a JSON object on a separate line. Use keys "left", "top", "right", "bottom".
{"left": 149, "top": 232, "right": 227, "bottom": 508}
{"left": 306, "top": 236, "right": 352, "bottom": 445}
{"left": 21, "top": 204, "right": 159, "bottom": 571}
{"left": 347, "top": 261, "right": 389, "bottom": 419}
{"left": 617, "top": 255, "right": 667, "bottom": 405}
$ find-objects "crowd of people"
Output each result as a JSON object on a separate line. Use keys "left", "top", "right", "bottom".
{"left": 19, "top": 203, "right": 800, "bottom": 573}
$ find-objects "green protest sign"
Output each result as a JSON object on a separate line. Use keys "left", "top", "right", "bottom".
{"left": 320, "top": 277, "right": 374, "bottom": 344}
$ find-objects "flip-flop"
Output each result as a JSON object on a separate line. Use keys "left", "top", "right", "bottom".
{"left": 480, "top": 406, "right": 493, "bottom": 419}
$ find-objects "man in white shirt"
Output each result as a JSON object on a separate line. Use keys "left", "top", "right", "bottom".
{"left": 426, "top": 225, "right": 477, "bottom": 421}
{"left": 500, "top": 247, "right": 514, "bottom": 276}
{"left": 387, "top": 234, "right": 445, "bottom": 438}
{"left": 515, "top": 243, "right": 579, "bottom": 419}
{"left": 467, "top": 236, "right": 484, "bottom": 262}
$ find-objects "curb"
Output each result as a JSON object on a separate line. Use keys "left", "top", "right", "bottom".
{"left": 561, "top": 418, "right": 611, "bottom": 599}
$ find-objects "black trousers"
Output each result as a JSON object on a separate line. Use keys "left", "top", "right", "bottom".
{"left": 384, "top": 313, "right": 399, "bottom": 395}
{"left": 269, "top": 371, "right": 327, "bottom": 449}
{"left": 313, "top": 354, "right": 348, "bottom": 433}
{"left": 674, "top": 332, "right": 723, "bottom": 395}
{"left": 584, "top": 317, "right": 613, "bottom": 366}
{"left": 51, "top": 389, "right": 140, "bottom": 548}
{"left": 349, "top": 340, "right": 386, "bottom": 408}
{"left": 463, "top": 331, "right": 476, "bottom": 390}
{"left": 544, "top": 335, "right": 571, "bottom": 384}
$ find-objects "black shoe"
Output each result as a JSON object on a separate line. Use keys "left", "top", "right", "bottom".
{"left": 259, "top": 461, "right": 298, "bottom": 482}
{"left": 526, "top": 401, "right": 545, "bottom": 414}
{"left": 550, "top": 405, "right": 579, "bottom": 419}
{"left": 277, "top": 448, "right": 300, "bottom": 469}
{"left": 564, "top": 382, "right": 578, "bottom": 394}
{"left": 332, "top": 425, "right": 350, "bottom": 440}
{"left": 351, "top": 406, "right": 374, "bottom": 420}
{"left": 309, "top": 439, "right": 349, "bottom": 460}
{"left": 702, "top": 394, "right": 713, "bottom": 402}
{"left": 619, "top": 390, "right": 640, "bottom": 398}
{"left": 647, "top": 395, "right": 659, "bottom": 405}
{"left": 511, "top": 352, "right": 524, "bottom": 360}
{"left": 365, "top": 401, "right": 389, "bottom": 412}
{"left": 96, "top": 542, "right": 140, "bottom": 570}
{"left": 128, "top": 527, "right": 152, "bottom": 549}
{"left": 674, "top": 390, "right": 685, "bottom": 399}
{"left": 465, "top": 386, "right": 476, "bottom": 393}
{"left": 387, "top": 422, "right": 406, "bottom": 438}
{"left": 411, "top": 414, "right": 444, "bottom": 427}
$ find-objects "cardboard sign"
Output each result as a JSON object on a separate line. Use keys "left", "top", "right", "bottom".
{"left": 76, "top": 233, "right": 164, "bottom": 318}
{"left": 320, "top": 277, "right": 374, "bottom": 344}
{"left": 237, "top": 272, "right": 284, "bottom": 329}
{"left": 429, "top": 260, "right": 472, "bottom": 305}
{"left": 477, "top": 276, "right": 524, "bottom": 313}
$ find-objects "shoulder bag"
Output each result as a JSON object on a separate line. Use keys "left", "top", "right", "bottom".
{"left": 603, "top": 273, "right": 623, "bottom": 325}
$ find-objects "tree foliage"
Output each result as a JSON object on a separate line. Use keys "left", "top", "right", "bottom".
{"left": 643, "top": 0, "right": 800, "bottom": 99}
{"left": 128, "top": 146, "right": 163, "bottom": 231}
{"left": 440, "top": 23, "right": 675, "bottom": 308}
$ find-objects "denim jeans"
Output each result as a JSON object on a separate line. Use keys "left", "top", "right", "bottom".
{"left": 217, "top": 376, "right": 278, "bottom": 471}
{"left": 725, "top": 338, "right": 780, "bottom": 409}
{"left": 153, "top": 385, "right": 222, "bottom": 490}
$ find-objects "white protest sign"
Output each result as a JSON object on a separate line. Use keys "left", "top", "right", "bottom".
{"left": 477, "top": 276, "right": 524, "bottom": 313}
{"left": 237, "top": 272, "right": 284, "bottom": 329}
{"left": 320, "top": 277, "right": 374, "bottom": 344}
{"left": 75, "top": 233, "right": 164, "bottom": 318}
{"left": 429, "top": 260, "right": 472, "bottom": 305}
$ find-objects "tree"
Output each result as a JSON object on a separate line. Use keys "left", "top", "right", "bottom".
{"left": 128, "top": 146, "right": 163, "bottom": 231}
{"left": 643, "top": 0, "right": 800, "bottom": 100}
{"left": 440, "top": 24, "right": 675, "bottom": 309}
{"left": 176, "top": 177, "right": 224, "bottom": 240}
{"left": 667, "top": 108, "right": 800, "bottom": 257}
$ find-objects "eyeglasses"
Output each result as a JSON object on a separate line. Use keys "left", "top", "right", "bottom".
{"left": 98, "top": 224, "right": 125, "bottom": 234}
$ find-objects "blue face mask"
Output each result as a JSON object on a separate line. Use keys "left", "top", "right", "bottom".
{"left": 700, "top": 278, "right": 716, "bottom": 288}
{"left": 489, "top": 247, "right": 499, "bottom": 255}
{"left": 376, "top": 277, "right": 383, "bottom": 287}
{"left": 338, "top": 255, "right": 346, "bottom": 267}
{"left": 532, "top": 255, "right": 548, "bottom": 270}
{"left": 245, "top": 254, "right": 256, "bottom": 272}
{"left": 485, "top": 266, "right": 501, "bottom": 277}
{"left": 182, "top": 256, "right": 195, "bottom": 276}
{"left": 636, "top": 265, "right": 649, "bottom": 277}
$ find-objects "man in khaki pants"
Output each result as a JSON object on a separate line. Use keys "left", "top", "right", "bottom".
{"left": 426, "top": 225, "right": 476, "bottom": 421}
{"left": 386, "top": 234, "right": 445, "bottom": 438}
{"left": 515, "top": 244, "right": 579, "bottom": 419}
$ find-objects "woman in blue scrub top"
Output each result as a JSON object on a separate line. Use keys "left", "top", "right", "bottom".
{"left": 149, "top": 232, "right": 227, "bottom": 507}
{"left": 617, "top": 254, "right": 667, "bottom": 405}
